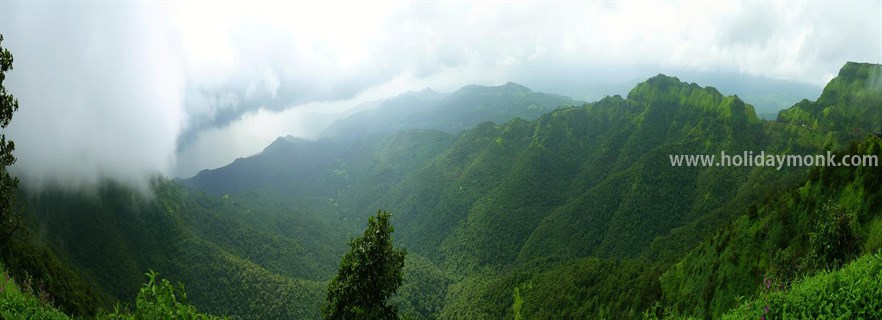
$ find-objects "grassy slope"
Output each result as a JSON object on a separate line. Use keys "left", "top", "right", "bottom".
{"left": 723, "top": 251, "right": 882, "bottom": 319}
{"left": 0, "top": 262, "right": 71, "bottom": 320}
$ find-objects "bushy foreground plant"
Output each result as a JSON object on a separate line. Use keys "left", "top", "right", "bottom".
{"left": 103, "top": 270, "right": 224, "bottom": 320}
{"left": 723, "top": 252, "right": 882, "bottom": 319}
{"left": 0, "top": 263, "right": 70, "bottom": 320}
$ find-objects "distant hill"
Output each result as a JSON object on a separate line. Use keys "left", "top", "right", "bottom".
{"left": 184, "top": 135, "right": 347, "bottom": 197}
{"left": 669, "top": 70, "right": 824, "bottom": 115}
{"left": 323, "top": 82, "right": 580, "bottom": 139}
{"left": 530, "top": 68, "right": 823, "bottom": 117}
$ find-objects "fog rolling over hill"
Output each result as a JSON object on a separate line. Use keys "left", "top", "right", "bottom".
{"left": 2, "top": 2, "right": 882, "bottom": 320}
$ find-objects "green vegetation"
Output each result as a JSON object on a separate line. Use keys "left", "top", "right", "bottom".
{"left": 1, "top": 33, "right": 22, "bottom": 242}
{"left": 0, "top": 262, "right": 71, "bottom": 320}
{"left": 323, "top": 211, "right": 406, "bottom": 320}
{"left": 20, "top": 180, "right": 327, "bottom": 319}
{"left": 0, "top": 230, "right": 99, "bottom": 317}
{"left": 0, "top": 34, "right": 79, "bottom": 320}
{"left": 103, "top": 270, "right": 222, "bottom": 320}
{"left": 374, "top": 73, "right": 780, "bottom": 279}
{"left": 511, "top": 258, "right": 664, "bottom": 319}
{"left": 3, "top": 61, "right": 881, "bottom": 319}
{"left": 778, "top": 62, "right": 882, "bottom": 134}
{"left": 0, "top": 265, "right": 223, "bottom": 320}
{"left": 390, "top": 253, "right": 450, "bottom": 320}
{"left": 723, "top": 252, "right": 882, "bottom": 319}
{"left": 1, "top": 33, "right": 96, "bottom": 320}
{"left": 658, "top": 136, "right": 882, "bottom": 318}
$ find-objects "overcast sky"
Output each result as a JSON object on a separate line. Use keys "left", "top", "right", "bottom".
{"left": 0, "top": 1, "right": 880, "bottom": 190}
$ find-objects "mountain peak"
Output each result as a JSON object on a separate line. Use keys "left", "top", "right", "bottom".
{"left": 778, "top": 62, "right": 882, "bottom": 132}
{"left": 417, "top": 87, "right": 438, "bottom": 94}
{"left": 404, "top": 87, "right": 440, "bottom": 97}
{"left": 816, "top": 62, "right": 881, "bottom": 106}
{"left": 457, "top": 82, "right": 533, "bottom": 95}
{"left": 501, "top": 81, "right": 530, "bottom": 91}
{"left": 838, "top": 61, "right": 882, "bottom": 80}
{"left": 625, "top": 73, "right": 758, "bottom": 124}
{"left": 627, "top": 74, "right": 714, "bottom": 103}
{"left": 645, "top": 73, "right": 682, "bottom": 85}
{"left": 262, "top": 135, "right": 308, "bottom": 154}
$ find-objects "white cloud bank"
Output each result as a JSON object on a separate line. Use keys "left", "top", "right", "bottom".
{"left": 0, "top": 1, "right": 879, "bottom": 188}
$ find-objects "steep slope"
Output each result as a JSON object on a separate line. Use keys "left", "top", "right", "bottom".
{"left": 0, "top": 262, "right": 73, "bottom": 320}
{"left": 323, "top": 82, "right": 579, "bottom": 139}
{"left": 0, "top": 230, "right": 98, "bottom": 317}
{"left": 722, "top": 251, "right": 882, "bottom": 319}
{"left": 190, "top": 75, "right": 788, "bottom": 271}
{"left": 375, "top": 67, "right": 876, "bottom": 318}
{"left": 184, "top": 130, "right": 457, "bottom": 223}
{"left": 21, "top": 180, "right": 333, "bottom": 319}
{"left": 778, "top": 62, "right": 882, "bottom": 134}
{"left": 430, "top": 64, "right": 881, "bottom": 319}
{"left": 640, "top": 63, "right": 880, "bottom": 260}
{"left": 659, "top": 137, "right": 882, "bottom": 318}
{"left": 373, "top": 75, "right": 771, "bottom": 272}
{"left": 184, "top": 136, "right": 346, "bottom": 198}
{"left": 322, "top": 88, "right": 447, "bottom": 138}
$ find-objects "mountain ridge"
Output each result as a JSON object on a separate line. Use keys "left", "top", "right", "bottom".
{"left": 8, "top": 62, "right": 881, "bottom": 320}
{"left": 322, "top": 81, "right": 580, "bottom": 139}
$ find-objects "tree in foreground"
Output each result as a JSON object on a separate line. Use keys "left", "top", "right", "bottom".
{"left": 0, "top": 34, "right": 22, "bottom": 241}
{"left": 322, "top": 210, "right": 406, "bottom": 320}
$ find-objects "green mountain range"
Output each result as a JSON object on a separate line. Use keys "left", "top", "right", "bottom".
{"left": 3, "top": 62, "right": 881, "bottom": 319}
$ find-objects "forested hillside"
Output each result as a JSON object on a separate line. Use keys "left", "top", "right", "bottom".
{"left": 660, "top": 137, "right": 882, "bottom": 318}
{"left": 4, "top": 62, "right": 881, "bottom": 319}
{"left": 17, "top": 180, "right": 331, "bottom": 319}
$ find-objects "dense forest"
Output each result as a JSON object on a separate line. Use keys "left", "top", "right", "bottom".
{"left": 2, "top": 60, "right": 881, "bottom": 318}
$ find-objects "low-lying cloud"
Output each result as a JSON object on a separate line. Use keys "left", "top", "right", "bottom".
{"left": 1, "top": 3, "right": 184, "bottom": 192}
{"left": 0, "top": 1, "right": 879, "bottom": 189}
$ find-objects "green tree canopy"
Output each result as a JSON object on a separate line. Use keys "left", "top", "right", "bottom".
{"left": 0, "top": 33, "right": 21, "bottom": 240}
{"left": 322, "top": 210, "right": 406, "bottom": 320}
